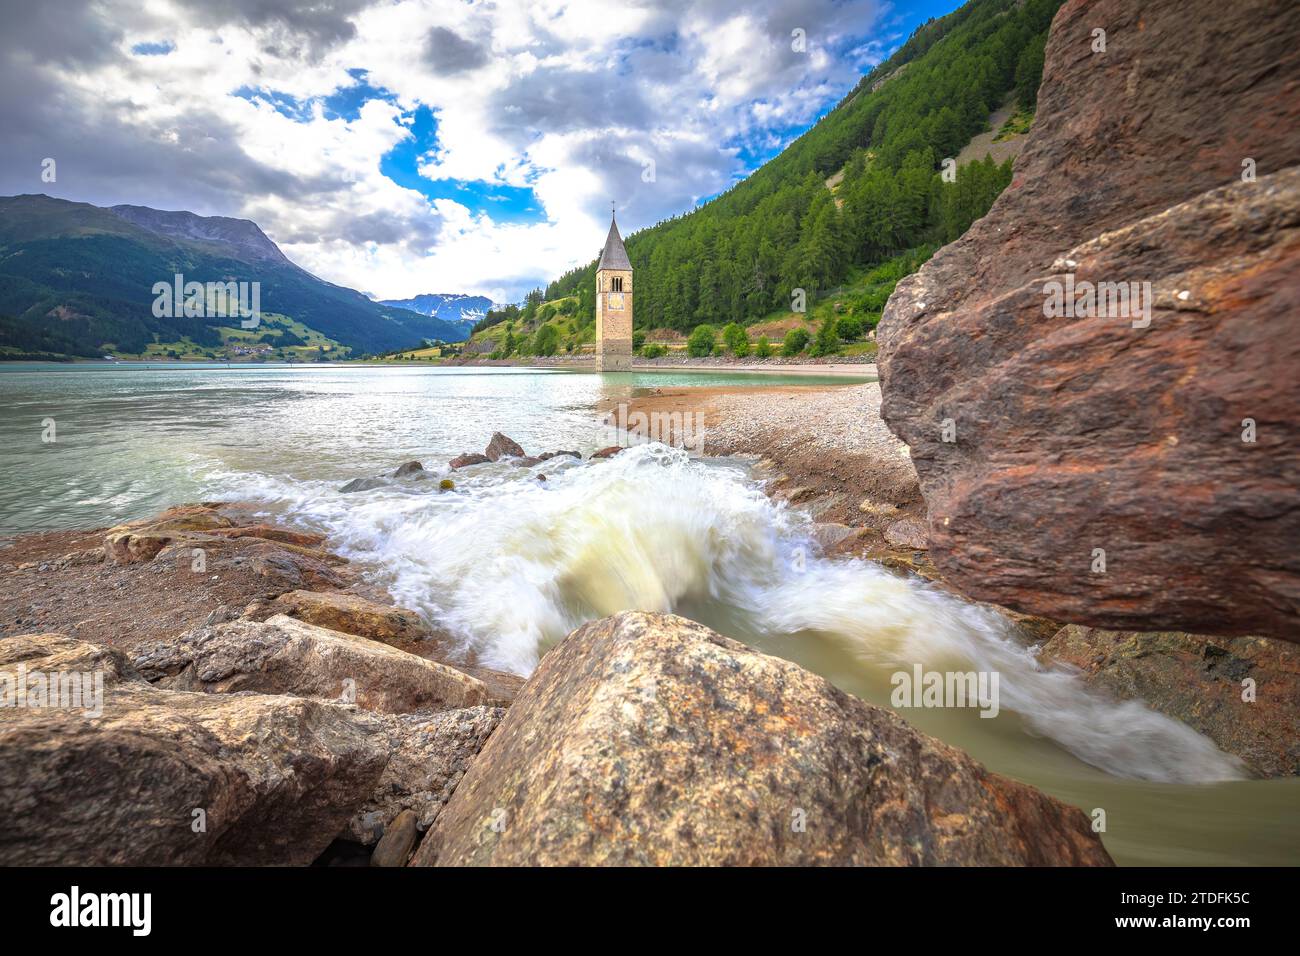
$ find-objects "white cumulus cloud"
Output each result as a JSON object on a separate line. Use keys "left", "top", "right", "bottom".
{"left": 0, "top": 0, "right": 898, "bottom": 300}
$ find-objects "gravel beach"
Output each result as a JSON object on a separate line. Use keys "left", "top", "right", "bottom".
{"left": 611, "top": 379, "right": 927, "bottom": 557}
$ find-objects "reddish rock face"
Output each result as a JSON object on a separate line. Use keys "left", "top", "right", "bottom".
{"left": 484, "top": 432, "right": 526, "bottom": 461}
{"left": 876, "top": 0, "right": 1300, "bottom": 641}
{"left": 449, "top": 452, "right": 490, "bottom": 469}
{"left": 1037, "top": 627, "right": 1300, "bottom": 778}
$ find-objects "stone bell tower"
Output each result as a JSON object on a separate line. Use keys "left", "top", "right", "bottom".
{"left": 595, "top": 207, "right": 632, "bottom": 371}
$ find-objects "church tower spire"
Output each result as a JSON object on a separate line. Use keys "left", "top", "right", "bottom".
{"left": 595, "top": 205, "right": 632, "bottom": 371}
{"left": 598, "top": 209, "right": 631, "bottom": 271}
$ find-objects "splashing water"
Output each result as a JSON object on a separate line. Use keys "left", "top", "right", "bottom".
{"left": 5, "top": 363, "right": 1288, "bottom": 865}
{"left": 215, "top": 442, "right": 1243, "bottom": 786}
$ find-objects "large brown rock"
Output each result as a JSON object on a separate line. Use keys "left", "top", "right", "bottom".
{"left": 132, "top": 615, "right": 488, "bottom": 715}
{"left": 876, "top": 0, "right": 1300, "bottom": 640}
{"left": 1038, "top": 626, "right": 1300, "bottom": 778}
{"left": 271, "top": 589, "right": 428, "bottom": 645}
{"left": 411, "top": 612, "right": 1112, "bottom": 866}
{"left": 207, "top": 525, "right": 326, "bottom": 547}
{"left": 101, "top": 504, "right": 350, "bottom": 594}
{"left": 153, "top": 534, "right": 351, "bottom": 592}
{"left": 238, "top": 542, "right": 351, "bottom": 591}
{"left": 103, "top": 504, "right": 235, "bottom": 563}
{"left": 0, "top": 633, "right": 389, "bottom": 865}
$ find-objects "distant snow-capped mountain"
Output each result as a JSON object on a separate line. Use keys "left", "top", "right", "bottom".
{"left": 377, "top": 292, "right": 497, "bottom": 326}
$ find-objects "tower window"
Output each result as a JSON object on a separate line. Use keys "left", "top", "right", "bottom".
{"left": 611, "top": 276, "right": 623, "bottom": 292}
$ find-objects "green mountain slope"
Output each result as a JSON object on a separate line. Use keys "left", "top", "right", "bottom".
{"left": 545, "top": 0, "right": 1058, "bottom": 332}
{"left": 0, "top": 195, "right": 467, "bottom": 357}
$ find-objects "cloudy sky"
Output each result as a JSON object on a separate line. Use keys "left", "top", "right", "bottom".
{"left": 0, "top": 0, "right": 957, "bottom": 302}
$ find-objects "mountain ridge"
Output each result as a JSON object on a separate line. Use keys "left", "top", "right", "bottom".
{"left": 109, "top": 203, "right": 292, "bottom": 266}
{"left": 0, "top": 194, "right": 468, "bottom": 357}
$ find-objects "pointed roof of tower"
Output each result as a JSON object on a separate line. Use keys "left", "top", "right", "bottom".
{"left": 597, "top": 210, "right": 631, "bottom": 271}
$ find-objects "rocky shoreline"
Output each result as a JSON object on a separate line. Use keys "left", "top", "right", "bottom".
{"left": 447, "top": 354, "right": 877, "bottom": 373}
{"left": 4, "top": 0, "right": 1295, "bottom": 871}
{"left": 0, "top": 490, "right": 1112, "bottom": 866}
{"left": 3, "top": 420, "right": 1295, "bottom": 867}
{"left": 611, "top": 382, "right": 1300, "bottom": 778}
{"left": 610, "top": 380, "right": 928, "bottom": 554}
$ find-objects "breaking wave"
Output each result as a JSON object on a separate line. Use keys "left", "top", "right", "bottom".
{"left": 207, "top": 442, "right": 1244, "bottom": 784}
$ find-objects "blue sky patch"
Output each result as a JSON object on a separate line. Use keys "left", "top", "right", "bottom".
{"left": 232, "top": 71, "right": 397, "bottom": 124}
{"left": 690, "top": 0, "right": 963, "bottom": 203}
{"left": 322, "top": 69, "right": 398, "bottom": 121}
{"left": 232, "top": 73, "right": 543, "bottom": 223}
{"left": 231, "top": 85, "right": 314, "bottom": 122}
{"left": 131, "top": 41, "right": 175, "bottom": 56}
{"left": 379, "top": 105, "right": 544, "bottom": 224}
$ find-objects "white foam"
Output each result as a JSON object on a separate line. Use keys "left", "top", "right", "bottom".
{"left": 205, "top": 443, "right": 1244, "bottom": 784}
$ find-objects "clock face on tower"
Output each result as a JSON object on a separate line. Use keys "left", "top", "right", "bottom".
{"left": 608, "top": 292, "right": 625, "bottom": 310}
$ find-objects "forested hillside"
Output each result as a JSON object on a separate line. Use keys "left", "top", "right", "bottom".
{"left": 0, "top": 195, "right": 466, "bottom": 358}
{"left": 545, "top": 0, "right": 1058, "bottom": 332}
